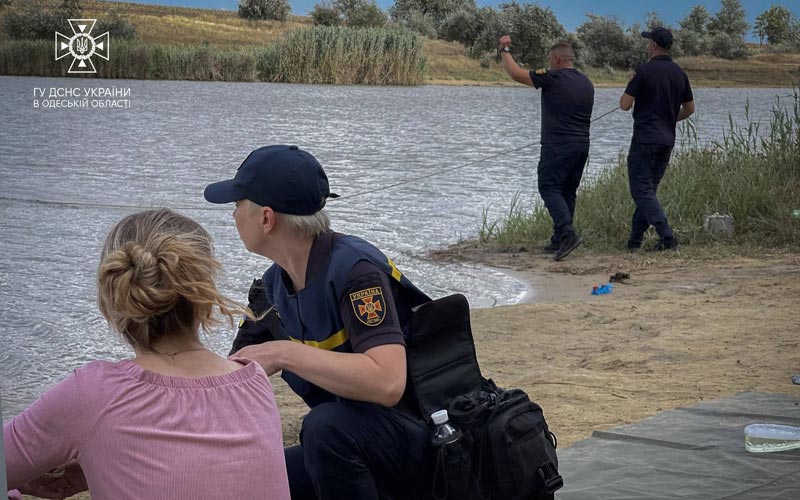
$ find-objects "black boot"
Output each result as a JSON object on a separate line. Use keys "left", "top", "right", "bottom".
{"left": 554, "top": 233, "right": 582, "bottom": 261}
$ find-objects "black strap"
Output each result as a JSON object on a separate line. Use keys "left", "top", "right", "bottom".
{"left": 538, "top": 460, "right": 564, "bottom": 494}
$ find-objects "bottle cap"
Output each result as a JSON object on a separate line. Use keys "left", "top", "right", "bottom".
{"left": 431, "top": 409, "right": 449, "bottom": 425}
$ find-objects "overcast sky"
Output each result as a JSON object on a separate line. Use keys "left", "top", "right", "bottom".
{"left": 106, "top": 0, "right": 799, "bottom": 39}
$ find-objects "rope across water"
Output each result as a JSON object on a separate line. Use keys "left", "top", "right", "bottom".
{"left": 2, "top": 106, "right": 625, "bottom": 210}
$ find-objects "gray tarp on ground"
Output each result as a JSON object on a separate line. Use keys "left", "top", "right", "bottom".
{"left": 556, "top": 392, "right": 800, "bottom": 500}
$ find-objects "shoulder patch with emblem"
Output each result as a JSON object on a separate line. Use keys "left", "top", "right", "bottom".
{"left": 535, "top": 68, "right": 546, "bottom": 75}
{"left": 350, "top": 287, "right": 385, "bottom": 326}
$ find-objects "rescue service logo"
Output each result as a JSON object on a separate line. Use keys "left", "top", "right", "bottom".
{"left": 350, "top": 287, "right": 385, "bottom": 327}
{"left": 55, "top": 19, "right": 109, "bottom": 74}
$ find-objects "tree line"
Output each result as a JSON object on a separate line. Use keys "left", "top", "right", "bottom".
{"left": 239, "top": 0, "right": 800, "bottom": 67}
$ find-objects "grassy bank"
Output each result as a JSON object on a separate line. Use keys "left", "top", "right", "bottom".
{"left": 1, "top": 0, "right": 799, "bottom": 86}
{"left": 0, "top": 0, "right": 312, "bottom": 46}
{"left": 479, "top": 93, "right": 800, "bottom": 252}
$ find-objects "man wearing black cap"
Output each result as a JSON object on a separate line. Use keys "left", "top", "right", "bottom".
{"left": 620, "top": 27, "right": 695, "bottom": 251}
{"left": 204, "top": 145, "right": 433, "bottom": 500}
{"left": 498, "top": 35, "right": 595, "bottom": 261}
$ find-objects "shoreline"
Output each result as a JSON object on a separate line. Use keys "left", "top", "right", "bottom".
{"left": 480, "top": 261, "right": 609, "bottom": 305}
{"left": 0, "top": 73, "right": 794, "bottom": 89}
{"left": 425, "top": 78, "right": 796, "bottom": 89}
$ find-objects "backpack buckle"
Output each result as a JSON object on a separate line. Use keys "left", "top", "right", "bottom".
{"left": 538, "top": 460, "right": 564, "bottom": 494}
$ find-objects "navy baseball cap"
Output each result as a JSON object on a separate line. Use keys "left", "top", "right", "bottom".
{"left": 642, "top": 27, "right": 673, "bottom": 49}
{"left": 204, "top": 145, "right": 338, "bottom": 215}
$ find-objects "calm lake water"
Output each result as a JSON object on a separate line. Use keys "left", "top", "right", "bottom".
{"left": 0, "top": 75, "right": 790, "bottom": 419}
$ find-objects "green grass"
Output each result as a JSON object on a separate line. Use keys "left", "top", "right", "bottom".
{"left": 479, "top": 92, "right": 800, "bottom": 252}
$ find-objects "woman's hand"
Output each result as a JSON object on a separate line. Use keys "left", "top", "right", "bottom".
{"left": 17, "top": 463, "right": 87, "bottom": 499}
{"left": 234, "top": 340, "right": 289, "bottom": 376}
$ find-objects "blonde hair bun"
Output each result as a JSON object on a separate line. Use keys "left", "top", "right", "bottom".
{"left": 97, "top": 209, "right": 250, "bottom": 348}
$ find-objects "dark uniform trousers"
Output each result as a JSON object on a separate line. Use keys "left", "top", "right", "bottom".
{"left": 285, "top": 400, "right": 433, "bottom": 500}
{"left": 537, "top": 141, "right": 590, "bottom": 243}
{"left": 626, "top": 141, "right": 676, "bottom": 247}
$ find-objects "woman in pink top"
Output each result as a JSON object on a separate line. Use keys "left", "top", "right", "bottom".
{"left": 4, "top": 209, "right": 290, "bottom": 500}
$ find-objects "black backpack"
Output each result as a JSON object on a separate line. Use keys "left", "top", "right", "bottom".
{"left": 405, "top": 294, "right": 563, "bottom": 500}
{"left": 448, "top": 379, "right": 562, "bottom": 500}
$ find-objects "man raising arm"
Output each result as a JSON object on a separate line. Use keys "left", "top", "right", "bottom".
{"left": 499, "top": 35, "right": 595, "bottom": 261}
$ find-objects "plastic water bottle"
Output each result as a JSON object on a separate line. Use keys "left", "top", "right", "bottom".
{"left": 744, "top": 424, "right": 800, "bottom": 453}
{"left": 430, "top": 410, "right": 469, "bottom": 499}
{"left": 431, "top": 409, "right": 461, "bottom": 446}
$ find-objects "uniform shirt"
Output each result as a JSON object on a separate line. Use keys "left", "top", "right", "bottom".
{"left": 309, "top": 232, "right": 405, "bottom": 352}
{"left": 231, "top": 231, "right": 405, "bottom": 356}
{"left": 530, "top": 68, "right": 594, "bottom": 144}
{"left": 625, "top": 55, "right": 694, "bottom": 146}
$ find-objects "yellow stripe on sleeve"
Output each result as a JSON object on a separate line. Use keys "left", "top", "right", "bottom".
{"left": 289, "top": 328, "right": 349, "bottom": 351}
{"left": 387, "top": 257, "right": 402, "bottom": 282}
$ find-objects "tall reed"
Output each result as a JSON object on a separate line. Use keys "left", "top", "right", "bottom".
{"left": 480, "top": 92, "right": 800, "bottom": 251}
{"left": 0, "top": 26, "right": 426, "bottom": 85}
{"left": 258, "top": 26, "right": 425, "bottom": 85}
{"left": 0, "top": 40, "right": 259, "bottom": 80}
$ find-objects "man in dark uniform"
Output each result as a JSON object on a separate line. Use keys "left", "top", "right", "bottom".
{"left": 620, "top": 27, "right": 695, "bottom": 251}
{"left": 204, "top": 145, "right": 433, "bottom": 500}
{"left": 499, "top": 36, "right": 595, "bottom": 261}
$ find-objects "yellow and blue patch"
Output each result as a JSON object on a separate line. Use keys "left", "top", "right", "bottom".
{"left": 350, "top": 286, "right": 385, "bottom": 326}
{"left": 535, "top": 68, "right": 546, "bottom": 75}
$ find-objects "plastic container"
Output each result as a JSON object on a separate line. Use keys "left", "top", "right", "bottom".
{"left": 744, "top": 423, "right": 800, "bottom": 453}
{"left": 431, "top": 409, "right": 461, "bottom": 446}
{"left": 703, "top": 213, "right": 735, "bottom": 238}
